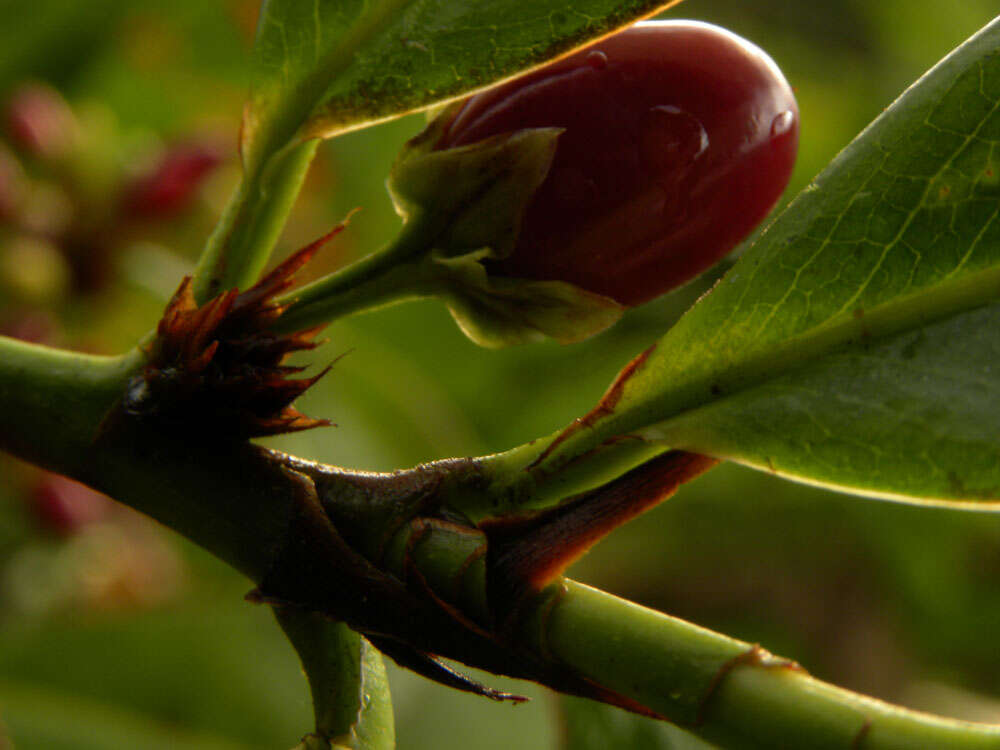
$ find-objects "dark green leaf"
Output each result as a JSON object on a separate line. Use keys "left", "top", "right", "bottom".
{"left": 655, "top": 300, "right": 1000, "bottom": 504}
{"left": 242, "top": 0, "right": 680, "bottom": 172}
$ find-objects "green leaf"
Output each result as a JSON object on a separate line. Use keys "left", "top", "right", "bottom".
{"left": 242, "top": 0, "right": 681, "bottom": 172}
{"left": 560, "top": 696, "right": 717, "bottom": 750}
{"left": 660, "top": 304, "right": 1000, "bottom": 501}
{"left": 514, "top": 17, "right": 1000, "bottom": 505}
{"left": 651, "top": 300, "right": 1000, "bottom": 504}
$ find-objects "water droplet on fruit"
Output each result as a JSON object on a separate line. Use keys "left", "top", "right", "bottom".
{"left": 770, "top": 110, "right": 794, "bottom": 138}
{"left": 586, "top": 50, "right": 608, "bottom": 70}
{"left": 640, "top": 106, "right": 708, "bottom": 170}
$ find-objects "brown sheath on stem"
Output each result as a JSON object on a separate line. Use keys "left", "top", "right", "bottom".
{"left": 482, "top": 450, "right": 719, "bottom": 627}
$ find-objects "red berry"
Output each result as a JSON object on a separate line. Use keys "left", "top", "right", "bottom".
{"left": 121, "top": 141, "right": 223, "bottom": 219}
{"left": 435, "top": 21, "right": 799, "bottom": 306}
{"left": 30, "top": 474, "right": 111, "bottom": 536}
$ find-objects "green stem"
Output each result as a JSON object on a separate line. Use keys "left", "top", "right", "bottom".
{"left": 444, "top": 435, "right": 670, "bottom": 522}
{"left": 274, "top": 211, "right": 441, "bottom": 333}
{"left": 276, "top": 608, "right": 394, "bottom": 750}
{"left": 0, "top": 336, "right": 140, "bottom": 478}
{"left": 375, "top": 489, "right": 1000, "bottom": 748}
{"left": 0, "top": 335, "right": 301, "bottom": 581}
{"left": 192, "top": 140, "right": 319, "bottom": 304}
{"left": 4, "top": 332, "right": 1000, "bottom": 748}
{"left": 541, "top": 581, "right": 1000, "bottom": 750}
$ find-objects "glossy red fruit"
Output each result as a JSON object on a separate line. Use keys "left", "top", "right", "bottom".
{"left": 435, "top": 21, "right": 798, "bottom": 306}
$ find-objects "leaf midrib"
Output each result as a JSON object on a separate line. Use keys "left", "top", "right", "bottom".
{"left": 249, "top": 0, "right": 419, "bottom": 170}
{"left": 643, "top": 260, "right": 1000, "bottom": 441}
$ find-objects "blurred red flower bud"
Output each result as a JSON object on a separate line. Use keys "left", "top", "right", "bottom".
{"left": 121, "top": 141, "right": 224, "bottom": 219}
{"left": 29, "top": 474, "right": 112, "bottom": 536}
{"left": 3, "top": 82, "right": 78, "bottom": 160}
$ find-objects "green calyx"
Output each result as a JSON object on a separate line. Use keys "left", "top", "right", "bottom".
{"left": 387, "top": 108, "right": 627, "bottom": 346}
{"left": 277, "top": 108, "right": 623, "bottom": 346}
{"left": 387, "top": 106, "right": 562, "bottom": 260}
{"left": 434, "top": 249, "right": 623, "bottom": 347}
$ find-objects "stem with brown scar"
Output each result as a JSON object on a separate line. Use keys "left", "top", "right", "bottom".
{"left": 3, "top": 329, "right": 1000, "bottom": 746}
{"left": 482, "top": 450, "right": 718, "bottom": 626}
{"left": 539, "top": 582, "right": 1000, "bottom": 749}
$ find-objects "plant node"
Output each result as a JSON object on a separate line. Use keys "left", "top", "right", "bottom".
{"left": 122, "top": 225, "right": 349, "bottom": 438}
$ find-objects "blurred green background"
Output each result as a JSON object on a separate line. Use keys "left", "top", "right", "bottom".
{"left": 1, "top": 1, "right": 999, "bottom": 748}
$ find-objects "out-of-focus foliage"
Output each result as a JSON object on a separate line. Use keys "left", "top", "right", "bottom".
{"left": 2, "top": 2, "right": 1000, "bottom": 749}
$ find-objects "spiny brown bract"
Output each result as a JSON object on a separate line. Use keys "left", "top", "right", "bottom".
{"left": 124, "top": 228, "right": 347, "bottom": 439}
